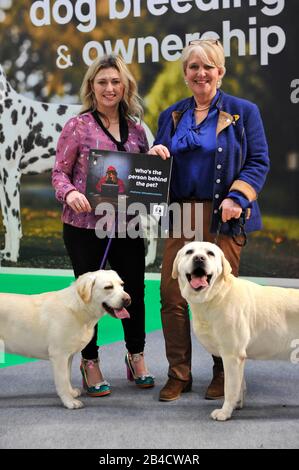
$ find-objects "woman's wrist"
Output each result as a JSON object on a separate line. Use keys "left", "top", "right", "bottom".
{"left": 227, "top": 191, "right": 251, "bottom": 210}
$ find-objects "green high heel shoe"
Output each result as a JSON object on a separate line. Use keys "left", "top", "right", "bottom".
{"left": 80, "top": 358, "right": 111, "bottom": 397}
{"left": 125, "top": 352, "right": 155, "bottom": 388}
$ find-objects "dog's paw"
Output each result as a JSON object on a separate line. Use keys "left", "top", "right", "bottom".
{"left": 210, "top": 408, "right": 231, "bottom": 421}
{"left": 70, "top": 387, "right": 82, "bottom": 398}
{"left": 64, "top": 398, "right": 84, "bottom": 409}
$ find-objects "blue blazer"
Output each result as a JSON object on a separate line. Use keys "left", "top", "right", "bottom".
{"left": 154, "top": 91, "right": 270, "bottom": 234}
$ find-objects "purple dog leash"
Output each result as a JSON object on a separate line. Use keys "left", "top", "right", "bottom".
{"left": 99, "top": 237, "right": 113, "bottom": 269}
{"left": 99, "top": 213, "right": 117, "bottom": 269}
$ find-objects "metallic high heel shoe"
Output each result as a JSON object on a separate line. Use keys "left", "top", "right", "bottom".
{"left": 80, "top": 358, "right": 111, "bottom": 397}
{"left": 125, "top": 352, "right": 155, "bottom": 388}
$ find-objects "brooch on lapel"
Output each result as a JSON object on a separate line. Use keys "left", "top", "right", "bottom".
{"left": 232, "top": 114, "right": 240, "bottom": 126}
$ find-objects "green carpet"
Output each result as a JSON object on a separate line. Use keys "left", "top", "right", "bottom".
{"left": 0, "top": 274, "right": 161, "bottom": 368}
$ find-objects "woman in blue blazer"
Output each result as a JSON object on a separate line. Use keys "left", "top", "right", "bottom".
{"left": 149, "top": 39, "right": 270, "bottom": 402}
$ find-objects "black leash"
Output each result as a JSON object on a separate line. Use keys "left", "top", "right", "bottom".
{"left": 91, "top": 105, "right": 128, "bottom": 151}
{"left": 214, "top": 209, "right": 247, "bottom": 247}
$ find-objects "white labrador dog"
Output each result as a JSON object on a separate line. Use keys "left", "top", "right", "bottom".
{"left": 0, "top": 270, "right": 131, "bottom": 409}
{"left": 172, "top": 241, "right": 299, "bottom": 421}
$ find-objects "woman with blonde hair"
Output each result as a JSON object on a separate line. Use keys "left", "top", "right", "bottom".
{"left": 53, "top": 54, "right": 154, "bottom": 397}
{"left": 80, "top": 54, "right": 143, "bottom": 120}
{"left": 149, "top": 38, "right": 269, "bottom": 402}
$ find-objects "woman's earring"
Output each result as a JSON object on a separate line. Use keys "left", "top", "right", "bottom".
{"left": 216, "top": 79, "right": 221, "bottom": 89}
{"left": 185, "top": 80, "right": 189, "bottom": 86}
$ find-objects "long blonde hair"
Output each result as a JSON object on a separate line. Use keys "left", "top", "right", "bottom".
{"left": 80, "top": 54, "right": 144, "bottom": 120}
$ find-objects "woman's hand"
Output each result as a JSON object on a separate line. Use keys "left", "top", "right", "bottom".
{"left": 65, "top": 190, "right": 92, "bottom": 214}
{"left": 148, "top": 144, "right": 170, "bottom": 160}
{"left": 220, "top": 198, "right": 242, "bottom": 223}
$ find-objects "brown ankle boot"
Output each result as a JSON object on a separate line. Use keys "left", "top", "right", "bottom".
{"left": 205, "top": 365, "right": 224, "bottom": 400}
{"left": 159, "top": 376, "right": 192, "bottom": 402}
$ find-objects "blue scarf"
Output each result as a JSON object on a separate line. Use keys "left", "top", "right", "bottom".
{"left": 169, "top": 91, "right": 219, "bottom": 201}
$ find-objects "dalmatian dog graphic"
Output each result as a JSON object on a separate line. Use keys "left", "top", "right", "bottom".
{"left": 0, "top": 64, "right": 80, "bottom": 262}
{"left": 0, "top": 65, "right": 157, "bottom": 265}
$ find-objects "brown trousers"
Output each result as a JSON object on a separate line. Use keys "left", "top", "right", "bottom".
{"left": 160, "top": 201, "right": 242, "bottom": 381}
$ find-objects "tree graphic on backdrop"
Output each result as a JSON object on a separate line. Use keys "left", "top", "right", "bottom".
{"left": 0, "top": 1, "right": 271, "bottom": 104}
{"left": 0, "top": 0, "right": 155, "bottom": 100}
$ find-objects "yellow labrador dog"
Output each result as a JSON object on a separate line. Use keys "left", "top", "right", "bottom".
{"left": 0, "top": 270, "right": 130, "bottom": 409}
{"left": 173, "top": 241, "right": 299, "bottom": 421}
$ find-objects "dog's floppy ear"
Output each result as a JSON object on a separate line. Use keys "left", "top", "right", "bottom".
{"left": 221, "top": 252, "right": 232, "bottom": 281}
{"left": 76, "top": 274, "right": 96, "bottom": 303}
{"left": 172, "top": 248, "right": 183, "bottom": 279}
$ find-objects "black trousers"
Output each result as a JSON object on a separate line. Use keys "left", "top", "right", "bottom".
{"left": 63, "top": 223, "right": 146, "bottom": 359}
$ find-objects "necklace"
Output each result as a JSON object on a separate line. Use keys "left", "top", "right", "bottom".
{"left": 194, "top": 104, "right": 210, "bottom": 112}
